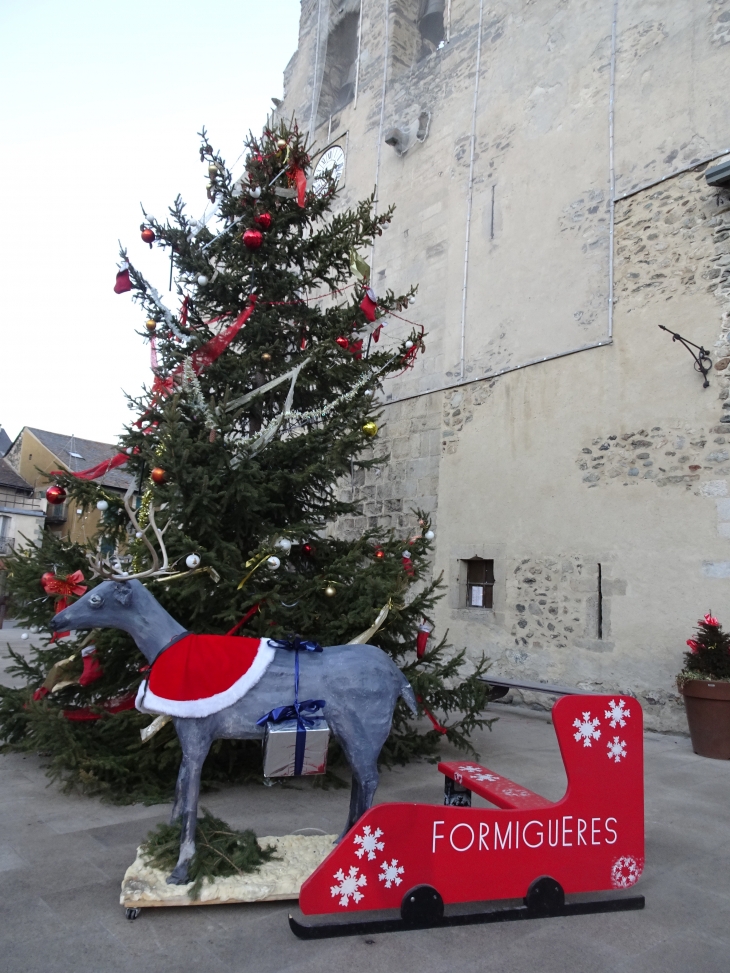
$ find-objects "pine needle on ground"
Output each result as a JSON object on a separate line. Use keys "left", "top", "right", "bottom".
{"left": 141, "top": 807, "right": 278, "bottom": 899}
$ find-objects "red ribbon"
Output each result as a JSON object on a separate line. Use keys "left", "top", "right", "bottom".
{"left": 416, "top": 694, "right": 448, "bottom": 735}
{"left": 63, "top": 693, "right": 136, "bottom": 722}
{"left": 226, "top": 602, "right": 262, "bottom": 636}
{"left": 50, "top": 450, "right": 136, "bottom": 482}
{"left": 290, "top": 165, "right": 307, "bottom": 207}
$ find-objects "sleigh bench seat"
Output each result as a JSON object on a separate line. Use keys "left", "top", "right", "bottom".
{"left": 438, "top": 761, "right": 553, "bottom": 810}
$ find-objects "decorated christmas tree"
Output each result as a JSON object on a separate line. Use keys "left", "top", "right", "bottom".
{"left": 681, "top": 612, "right": 730, "bottom": 682}
{"left": 0, "top": 119, "right": 491, "bottom": 804}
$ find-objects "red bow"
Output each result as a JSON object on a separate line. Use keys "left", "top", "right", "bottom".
{"left": 41, "top": 570, "right": 87, "bottom": 609}
{"left": 41, "top": 570, "right": 87, "bottom": 640}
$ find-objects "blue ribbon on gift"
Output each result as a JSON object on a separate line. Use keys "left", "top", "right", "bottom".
{"left": 257, "top": 639, "right": 325, "bottom": 775}
{"left": 267, "top": 636, "right": 323, "bottom": 653}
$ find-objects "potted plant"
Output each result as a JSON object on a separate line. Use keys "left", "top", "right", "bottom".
{"left": 678, "top": 613, "right": 730, "bottom": 759}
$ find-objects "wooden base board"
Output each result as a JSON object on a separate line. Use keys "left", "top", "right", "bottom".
{"left": 120, "top": 833, "right": 337, "bottom": 909}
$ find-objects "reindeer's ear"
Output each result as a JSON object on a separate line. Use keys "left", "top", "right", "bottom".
{"left": 113, "top": 582, "right": 132, "bottom": 606}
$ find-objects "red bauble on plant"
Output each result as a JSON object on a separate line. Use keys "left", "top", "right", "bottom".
{"left": 45, "top": 485, "right": 66, "bottom": 505}
{"left": 150, "top": 467, "right": 167, "bottom": 485}
{"left": 254, "top": 212, "right": 272, "bottom": 230}
{"left": 335, "top": 336, "right": 350, "bottom": 349}
{"left": 141, "top": 227, "right": 155, "bottom": 247}
{"left": 242, "top": 228, "right": 263, "bottom": 250}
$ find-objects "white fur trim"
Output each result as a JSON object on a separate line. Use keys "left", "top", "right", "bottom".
{"left": 135, "top": 639, "right": 276, "bottom": 718}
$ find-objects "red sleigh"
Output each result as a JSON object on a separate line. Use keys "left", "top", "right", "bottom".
{"left": 290, "top": 693, "right": 645, "bottom": 938}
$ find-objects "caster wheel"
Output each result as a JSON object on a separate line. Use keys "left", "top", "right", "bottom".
{"left": 401, "top": 885, "right": 444, "bottom": 925}
{"left": 126, "top": 907, "right": 141, "bottom": 921}
{"left": 524, "top": 876, "right": 565, "bottom": 916}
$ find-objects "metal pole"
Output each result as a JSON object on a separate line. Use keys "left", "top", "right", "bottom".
{"left": 459, "top": 0, "right": 485, "bottom": 380}
{"left": 370, "top": 0, "right": 390, "bottom": 272}
{"left": 353, "top": 0, "right": 364, "bottom": 109}
{"left": 607, "top": 0, "right": 618, "bottom": 339}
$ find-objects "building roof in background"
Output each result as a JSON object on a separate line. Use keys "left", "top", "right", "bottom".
{"left": 0, "top": 427, "right": 11, "bottom": 457}
{"left": 26, "top": 428, "right": 136, "bottom": 492}
{"left": 0, "top": 456, "right": 33, "bottom": 494}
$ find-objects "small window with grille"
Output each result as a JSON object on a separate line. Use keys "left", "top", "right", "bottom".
{"left": 465, "top": 558, "right": 494, "bottom": 609}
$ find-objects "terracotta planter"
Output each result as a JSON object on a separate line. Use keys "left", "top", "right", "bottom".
{"left": 680, "top": 679, "right": 730, "bottom": 759}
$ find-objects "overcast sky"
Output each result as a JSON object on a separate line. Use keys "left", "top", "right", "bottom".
{"left": 0, "top": 0, "right": 301, "bottom": 446}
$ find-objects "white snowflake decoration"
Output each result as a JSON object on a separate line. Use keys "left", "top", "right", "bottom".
{"left": 457, "top": 765, "right": 483, "bottom": 774}
{"left": 331, "top": 866, "right": 367, "bottom": 906}
{"left": 378, "top": 859, "right": 405, "bottom": 889}
{"left": 470, "top": 772, "right": 500, "bottom": 782}
{"left": 611, "top": 856, "right": 640, "bottom": 888}
{"left": 607, "top": 736, "right": 627, "bottom": 763}
{"left": 573, "top": 712, "right": 601, "bottom": 747}
{"left": 353, "top": 824, "right": 385, "bottom": 861}
{"left": 605, "top": 699, "right": 630, "bottom": 728}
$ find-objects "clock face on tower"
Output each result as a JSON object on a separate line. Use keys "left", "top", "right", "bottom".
{"left": 312, "top": 145, "right": 345, "bottom": 197}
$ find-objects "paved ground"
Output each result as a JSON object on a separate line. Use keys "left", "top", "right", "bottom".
{"left": 1, "top": 623, "right": 730, "bottom": 972}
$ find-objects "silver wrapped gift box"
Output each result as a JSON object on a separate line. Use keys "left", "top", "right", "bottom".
{"left": 262, "top": 718, "right": 330, "bottom": 778}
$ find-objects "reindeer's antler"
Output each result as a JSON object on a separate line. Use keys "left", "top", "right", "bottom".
{"left": 86, "top": 483, "right": 172, "bottom": 582}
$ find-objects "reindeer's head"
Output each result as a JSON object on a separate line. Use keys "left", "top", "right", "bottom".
{"left": 51, "top": 579, "right": 140, "bottom": 634}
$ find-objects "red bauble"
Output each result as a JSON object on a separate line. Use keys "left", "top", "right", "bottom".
{"left": 243, "top": 228, "right": 263, "bottom": 250}
{"left": 374, "top": 547, "right": 385, "bottom": 559}
{"left": 302, "top": 543, "right": 316, "bottom": 556}
{"left": 46, "top": 485, "right": 67, "bottom": 505}
{"left": 335, "top": 336, "right": 350, "bottom": 349}
{"left": 141, "top": 228, "right": 155, "bottom": 247}
{"left": 150, "top": 467, "right": 167, "bottom": 485}
{"left": 254, "top": 212, "right": 272, "bottom": 230}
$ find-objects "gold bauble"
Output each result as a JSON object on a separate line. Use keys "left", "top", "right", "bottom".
{"left": 261, "top": 352, "right": 272, "bottom": 363}
{"left": 145, "top": 319, "right": 156, "bottom": 332}
{"left": 362, "top": 421, "right": 378, "bottom": 437}
{"left": 208, "top": 163, "right": 218, "bottom": 178}
{"left": 324, "top": 585, "right": 336, "bottom": 597}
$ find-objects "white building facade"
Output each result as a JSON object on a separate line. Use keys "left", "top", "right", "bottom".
{"left": 279, "top": 0, "right": 730, "bottom": 729}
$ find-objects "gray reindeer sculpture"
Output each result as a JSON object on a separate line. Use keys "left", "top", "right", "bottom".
{"left": 52, "top": 491, "right": 417, "bottom": 886}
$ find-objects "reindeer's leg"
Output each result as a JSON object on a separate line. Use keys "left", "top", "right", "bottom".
{"left": 327, "top": 712, "right": 381, "bottom": 842}
{"left": 167, "top": 730, "right": 211, "bottom": 885}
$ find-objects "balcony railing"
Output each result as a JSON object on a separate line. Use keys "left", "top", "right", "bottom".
{"left": 0, "top": 492, "right": 44, "bottom": 513}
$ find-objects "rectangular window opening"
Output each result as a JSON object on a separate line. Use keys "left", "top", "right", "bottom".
{"left": 465, "top": 558, "right": 494, "bottom": 610}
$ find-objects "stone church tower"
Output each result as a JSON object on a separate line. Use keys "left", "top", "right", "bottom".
{"left": 278, "top": 0, "right": 730, "bottom": 729}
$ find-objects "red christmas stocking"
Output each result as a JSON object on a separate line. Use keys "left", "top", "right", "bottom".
{"left": 79, "top": 646, "right": 103, "bottom": 687}
{"left": 114, "top": 267, "right": 132, "bottom": 294}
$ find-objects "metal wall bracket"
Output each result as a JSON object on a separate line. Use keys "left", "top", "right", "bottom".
{"left": 658, "top": 325, "right": 712, "bottom": 388}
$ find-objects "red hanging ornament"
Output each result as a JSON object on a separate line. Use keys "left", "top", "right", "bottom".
{"left": 114, "top": 266, "right": 132, "bottom": 294}
{"left": 150, "top": 467, "right": 167, "bottom": 485}
{"left": 141, "top": 227, "right": 155, "bottom": 247}
{"left": 349, "top": 338, "right": 364, "bottom": 360}
{"left": 335, "top": 336, "right": 350, "bottom": 350}
{"left": 374, "top": 547, "right": 385, "bottom": 560}
{"left": 402, "top": 550, "right": 415, "bottom": 576}
{"left": 416, "top": 623, "right": 433, "bottom": 659}
{"left": 300, "top": 328, "right": 308, "bottom": 351}
{"left": 45, "top": 485, "right": 66, "bottom": 505}
{"left": 243, "top": 228, "right": 263, "bottom": 250}
{"left": 254, "top": 212, "right": 272, "bottom": 229}
{"left": 360, "top": 287, "right": 377, "bottom": 322}
{"left": 372, "top": 323, "right": 384, "bottom": 343}
{"left": 302, "top": 543, "right": 316, "bottom": 557}
{"left": 79, "top": 645, "right": 103, "bottom": 687}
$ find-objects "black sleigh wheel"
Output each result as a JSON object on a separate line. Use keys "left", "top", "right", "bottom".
{"left": 401, "top": 885, "right": 445, "bottom": 926}
{"left": 524, "top": 876, "right": 565, "bottom": 916}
